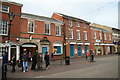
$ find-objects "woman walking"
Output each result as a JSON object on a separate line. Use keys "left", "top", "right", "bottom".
{"left": 44, "top": 52, "right": 50, "bottom": 69}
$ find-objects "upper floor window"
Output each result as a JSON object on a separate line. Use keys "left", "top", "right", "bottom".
{"left": 28, "top": 21, "right": 34, "bottom": 33}
{"left": 76, "top": 30, "right": 80, "bottom": 40}
{"left": 83, "top": 31, "right": 87, "bottom": 40}
{"left": 0, "top": 20, "right": 8, "bottom": 35}
{"left": 109, "top": 35, "right": 111, "bottom": 40}
{"left": 68, "top": 20, "right": 72, "bottom": 27}
{"left": 76, "top": 22, "right": 80, "bottom": 27}
{"left": 83, "top": 24, "right": 86, "bottom": 28}
{"left": 56, "top": 25, "right": 61, "bottom": 36}
{"left": 99, "top": 32, "right": 102, "bottom": 40}
{"left": 69, "top": 29, "right": 73, "bottom": 39}
{"left": 1, "top": 5, "right": 9, "bottom": 13}
{"left": 45, "top": 24, "right": 50, "bottom": 34}
{"left": 94, "top": 31, "right": 96, "bottom": 39}
{"left": 104, "top": 33, "right": 106, "bottom": 40}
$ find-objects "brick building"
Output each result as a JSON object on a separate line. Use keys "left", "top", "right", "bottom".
{"left": 0, "top": 0, "right": 22, "bottom": 60}
{"left": 20, "top": 13, "right": 64, "bottom": 58}
{"left": 112, "top": 28, "right": 120, "bottom": 53}
{"left": 91, "top": 23, "right": 114, "bottom": 55}
{"left": 52, "top": 13, "right": 91, "bottom": 58}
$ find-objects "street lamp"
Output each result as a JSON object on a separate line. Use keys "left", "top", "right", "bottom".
{"left": 2, "top": 12, "right": 15, "bottom": 80}
{"left": 8, "top": 12, "right": 15, "bottom": 42}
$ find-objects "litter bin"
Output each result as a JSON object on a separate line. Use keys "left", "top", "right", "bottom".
{"left": 65, "top": 56, "right": 70, "bottom": 65}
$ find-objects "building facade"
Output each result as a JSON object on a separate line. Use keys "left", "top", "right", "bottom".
{"left": 52, "top": 13, "right": 91, "bottom": 58}
{"left": 20, "top": 13, "right": 64, "bottom": 59}
{"left": 0, "top": 0, "right": 23, "bottom": 60}
{"left": 91, "top": 23, "right": 114, "bottom": 55}
{"left": 112, "top": 28, "right": 120, "bottom": 53}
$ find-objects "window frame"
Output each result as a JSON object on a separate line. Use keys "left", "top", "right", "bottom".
{"left": 76, "top": 30, "right": 80, "bottom": 40}
{"left": 69, "top": 29, "right": 73, "bottom": 39}
{"left": 76, "top": 22, "right": 80, "bottom": 27}
{"left": 68, "top": 20, "right": 72, "bottom": 27}
{"left": 56, "top": 25, "right": 61, "bottom": 36}
{"left": 83, "top": 31, "right": 87, "bottom": 40}
{"left": 94, "top": 31, "right": 97, "bottom": 39}
{"left": 28, "top": 21, "right": 34, "bottom": 33}
{"left": 44, "top": 23, "right": 50, "bottom": 35}
{"left": 83, "top": 24, "right": 86, "bottom": 28}
{"left": 1, "top": 4, "right": 9, "bottom": 13}
{"left": 0, "top": 20, "right": 8, "bottom": 35}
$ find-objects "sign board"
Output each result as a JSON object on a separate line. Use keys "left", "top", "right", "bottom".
{"left": 96, "top": 40, "right": 101, "bottom": 42}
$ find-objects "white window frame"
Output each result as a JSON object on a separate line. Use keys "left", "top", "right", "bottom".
{"left": 0, "top": 20, "right": 8, "bottom": 35}
{"left": 28, "top": 21, "right": 34, "bottom": 33}
{"left": 109, "top": 35, "right": 111, "bottom": 40}
{"left": 83, "top": 31, "right": 87, "bottom": 40}
{"left": 1, "top": 4, "right": 9, "bottom": 13}
{"left": 104, "top": 33, "right": 107, "bottom": 40}
{"left": 99, "top": 32, "right": 102, "bottom": 40}
{"left": 69, "top": 29, "right": 73, "bottom": 39}
{"left": 76, "top": 22, "right": 80, "bottom": 27}
{"left": 68, "top": 20, "right": 72, "bottom": 27}
{"left": 94, "top": 31, "right": 96, "bottom": 39}
{"left": 76, "top": 30, "right": 80, "bottom": 40}
{"left": 56, "top": 25, "right": 61, "bottom": 36}
{"left": 45, "top": 23, "right": 50, "bottom": 35}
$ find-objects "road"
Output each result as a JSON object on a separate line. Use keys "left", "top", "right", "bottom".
{"left": 35, "top": 55, "right": 118, "bottom": 78}
{"left": 6, "top": 54, "right": 119, "bottom": 78}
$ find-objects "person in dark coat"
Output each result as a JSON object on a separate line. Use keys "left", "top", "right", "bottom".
{"left": 22, "top": 53, "right": 28, "bottom": 72}
{"left": 90, "top": 49, "right": 94, "bottom": 62}
{"left": 31, "top": 51, "right": 37, "bottom": 70}
{"left": 2, "top": 52, "right": 8, "bottom": 78}
{"left": 11, "top": 55, "right": 16, "bottom": 73}
{"left": 44, "top": 52, "right": 50, "bottom": 69}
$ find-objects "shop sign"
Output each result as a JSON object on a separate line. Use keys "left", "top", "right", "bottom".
{"left": 96, "top": 40, "right": 101, "bottom": 42}
{"left": 74, "top": 49, "right": 77, "bottom": 54}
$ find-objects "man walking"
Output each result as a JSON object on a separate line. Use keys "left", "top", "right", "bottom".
{"left": 22, "top": 53, "right": 28, "bottom": 72}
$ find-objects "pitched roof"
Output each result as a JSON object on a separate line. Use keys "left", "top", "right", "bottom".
{"left": 55, "top": 12, "right": 91, "bottom": 24}
{"left": 22, "top": 13, "right": 63, "bottom": 25}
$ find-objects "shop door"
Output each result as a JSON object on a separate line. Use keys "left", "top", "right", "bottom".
{"left": 42, "top": 47, "right": 47, "bottom": 54}
{"left": 84, "top": 46, "right": 88, "bottom": 56}
{"left": 70, "top": 45, "right": 74, "bottom": 57}
{"left": 77, "top": 45, "right": 81, "bottom": 56}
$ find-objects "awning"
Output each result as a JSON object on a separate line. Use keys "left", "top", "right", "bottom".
{"left": 84, "top": 43, "right": 90, "bottom": 45}
{"left": 70, "top": 42, "right": 76, "bottom": 44}
{"left": 77, "top": 43, "right": 83, "bottom": 45}
{"left": 100, "top": 43, "right": 105, "bottom": 45}
{"left": 22, "top": 44, "right": 37, "bottom": 47}
{"left": 94, "top": 43, "right": 100, "bottom": 45}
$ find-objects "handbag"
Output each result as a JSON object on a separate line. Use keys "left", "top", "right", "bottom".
{"left": 18, "top": 63, "right": 22, "bottom": 67}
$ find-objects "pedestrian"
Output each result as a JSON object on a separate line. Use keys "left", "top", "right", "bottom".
{"left": 2, "top": 52, "right": 8, "bottom": 78}
{"left": 31, "top": 51, "right": 37, "bottom": 70}
{"left": 36, "top": 51, "right": 41, "bottom": 70}
{"left": 28, "top": 52, "right": 32, "bottom": 62}
{"left": 22, "top": 52, "right": 28, "bottom": 72}
{"left": 86, "top": 50, "right": 90, "bottom": 60}
{"left": 44, "top": 52, "right": 50, "bottom": 69}
{"left": 90, "top": 49, "right": 95, "bottom": 62}
{"left": 11, "top": 55, "right": 16, "bottom": 73}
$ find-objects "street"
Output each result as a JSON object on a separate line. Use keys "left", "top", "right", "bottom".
{"left": 5, "top": 54, "right": 119, "bottom": 78}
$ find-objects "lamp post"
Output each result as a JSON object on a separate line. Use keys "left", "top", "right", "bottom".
{"left": 2, "top": 12, "right": 15, "bottom": 80}
{"left": 8, "top": 12, "right": 15, "bottom": 42}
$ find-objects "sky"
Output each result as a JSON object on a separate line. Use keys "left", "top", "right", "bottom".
{"left": 9, "top": 0, "right": 119, "bottom": 29}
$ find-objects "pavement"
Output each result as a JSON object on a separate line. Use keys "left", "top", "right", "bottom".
{"left": 1, "top": 54, "right": 119, "bottom": 79}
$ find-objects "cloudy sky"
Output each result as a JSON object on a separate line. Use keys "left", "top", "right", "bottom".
{"left": 9, "top": 0, "right": 119, "bottom": 29}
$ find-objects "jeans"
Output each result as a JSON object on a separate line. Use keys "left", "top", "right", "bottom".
{"left": 23, "top": 61, "right": 28, "bottom": 72}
